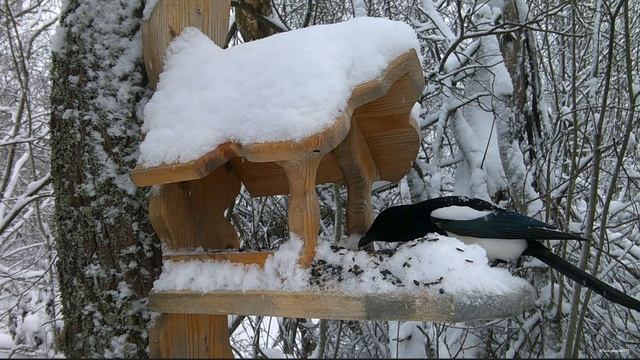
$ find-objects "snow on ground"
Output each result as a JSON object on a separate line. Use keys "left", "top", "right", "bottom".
{"left": 0, "top": 331, "right": 60, "bottom": 359}
{"left": 154, "top": 235, "right": 530, "bottom": 296}
{"left": 138, "top": 17, "right": 419, "bottom": 166}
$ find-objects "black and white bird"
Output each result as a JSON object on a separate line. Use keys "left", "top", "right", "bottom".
{"left": 359, "top": 196, "right": 640, "bottom": 311}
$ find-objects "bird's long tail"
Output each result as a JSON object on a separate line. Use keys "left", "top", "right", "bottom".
{"left": 523, "top": 240, "right": 640, "bottom": 311}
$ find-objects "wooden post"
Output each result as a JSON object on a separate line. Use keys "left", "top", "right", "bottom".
{"left": 149, "top": 314, "right": 233, "bottom": 358}
{"left": 142, "top": 0, "right": 231, "bottom": 88}
{"left": 277, "top": 157, "right": 322, "bottom": 267}
{"left": 142, "top": 3, "right": 233, "bottom": 357}
{"left": 148, "top": 164, "right": 239, "bottom": 358}
{"left": 334, "top": 120, "right": 379, "bottom": 235}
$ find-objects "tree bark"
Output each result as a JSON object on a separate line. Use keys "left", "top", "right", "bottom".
{"left": 50, "top": 0, "right": 161, "bottom": 357}
{"left": 234, "top": 0, "right": 279, "bottom": 41}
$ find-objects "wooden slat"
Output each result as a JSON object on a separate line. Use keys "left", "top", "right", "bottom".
{"left": 164, "top": 251, "right": 273, "bottom": 267}
{"left": 142, "top": 0, "right": 231, "bottom": 89}
{"left": 132, "top": 50, "right": 424, "bottom": 188}
{"left": 149, "top": 287, "right": 536, "bottom": 323}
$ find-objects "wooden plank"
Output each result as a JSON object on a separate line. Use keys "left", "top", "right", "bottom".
{"left": 276, "top": 157, "right": 322, "bottom": 267}
{"left": 142, "top": 0, "right": 231, "bottom": 88}
{"left": 149, "top": 313, "right": 233, "bottom": 358}
{"left": 164, "top": 251, "right": 274, "bottom": 267}
{"left": 334, "top": 120, "right": 378, "bottom": 235}
{"left": 132, "top": 50, "right": 423, "bottom": 188}
{"left": 149, "top": 164, "right": 241, "bottom": 250}
{"left": 132, "top": 142, "right": 239, "bottom": 187}
{"left": 149, "top": 287, "right": 536, "bottom": 323}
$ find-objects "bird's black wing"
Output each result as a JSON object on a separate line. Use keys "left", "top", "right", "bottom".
{"left": 432, "top": 210, "right": 586, "bottom": 241}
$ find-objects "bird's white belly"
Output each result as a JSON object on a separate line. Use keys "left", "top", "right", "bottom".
{"left": 448, "top": 234, "right": 527, "bottom": 262}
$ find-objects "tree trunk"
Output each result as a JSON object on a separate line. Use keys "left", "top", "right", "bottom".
{"left": 50, "top": 0, "right": 161, "bottom": 357}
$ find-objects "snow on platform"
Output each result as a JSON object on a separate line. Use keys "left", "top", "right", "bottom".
{"left": 138, "top": 17, "right": 420, "bottom": 167}
{"left": 151, "top": 236, "right": 535, "bottom": 322}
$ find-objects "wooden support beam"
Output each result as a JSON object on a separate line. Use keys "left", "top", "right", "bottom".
{"left": 334, "top": 120, "right": 379, "bottom": 235}
{"left": 148, "top": 164, "right": 241, "bottom": 359}
{"left": 149, "top": 287, "right": 536, "bottom": 323}
{"left": 149, "top": 313, "right": 233, "bottom": 358}
{"left": 149, "top": 164, "right": 240, "bottom": 250}
{"left": 277, "top": 157, "right": 322, "bottom": 267}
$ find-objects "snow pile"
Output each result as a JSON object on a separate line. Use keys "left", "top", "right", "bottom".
{"left": 139, "top": 18, "right": 420, "bottom": 166}
{"left": 155, "top": 236, "right": 309, "bottom": 292}
{"left": 154, "top": 235, "right": 530, "bottom": 296}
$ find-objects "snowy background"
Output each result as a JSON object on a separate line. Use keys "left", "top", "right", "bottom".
{"left": 2, "top": 0, "right": 640, "bottom": 358}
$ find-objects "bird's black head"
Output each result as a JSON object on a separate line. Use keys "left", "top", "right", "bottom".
{"left": 359, "top": 203, "right": 441, "bottom": 248}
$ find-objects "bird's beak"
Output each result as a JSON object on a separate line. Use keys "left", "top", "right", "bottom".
{"left": 358, "top": 234, "right": 372, "bottom": 248}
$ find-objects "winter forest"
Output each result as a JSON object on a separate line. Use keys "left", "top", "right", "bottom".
{"left": 1, "top": 0, "right": 639, "bottom": 358}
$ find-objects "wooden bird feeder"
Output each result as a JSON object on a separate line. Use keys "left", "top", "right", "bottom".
{"left": 133, "top": 1, "right": 535, "bottom": 358}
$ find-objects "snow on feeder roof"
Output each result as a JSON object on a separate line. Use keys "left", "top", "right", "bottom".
{"left": 138, "top": 18, "right": 419, "bottom": 167}
{"left": 132, "top": 18, "right": 424, "bottom": 189}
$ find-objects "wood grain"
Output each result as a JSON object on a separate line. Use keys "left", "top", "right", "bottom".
{"left": 149, "top": 163, "right": 240, "bottom": 250}
{"left": 149, "top": 313, "right": 233, "bottom": 358}
{"left": 142, "top": 0, "right": 231, "bottom": 89}
{"left": 149, "top": 287, "right": 536, "bottom": 323}
{"left": 334, "top": 120, "right": 378, "bottom": 235}
{"left": 356, "top": 72, "right": 423, "bottom": 182}
{"left": 276, "top": 157, "right": 322, "bottom": 267}
{"left": 148, "top": 163, "right": 241, "bottom": 359}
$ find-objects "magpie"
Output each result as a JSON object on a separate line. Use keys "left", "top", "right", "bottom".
{"left": 359, "top": 196, "right": 640, "bottom": 311}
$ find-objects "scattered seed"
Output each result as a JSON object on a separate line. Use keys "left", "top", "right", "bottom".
{"left": 456, "top": 247, "right": 464, "bottom": 252}
{"left": 439, "top": 288, "right": 445, "bottom": 294}
{"left": 422, "top": 277, "right": 444, "bottom": 287}
{"left": 380, "top": 269, "right": 392, "bottom": 276}
{"left": 465, "top": 259, "right": 474, "bottom": 263}
{"left": 413, "top": 280, "right": 420, "bottom": 286}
